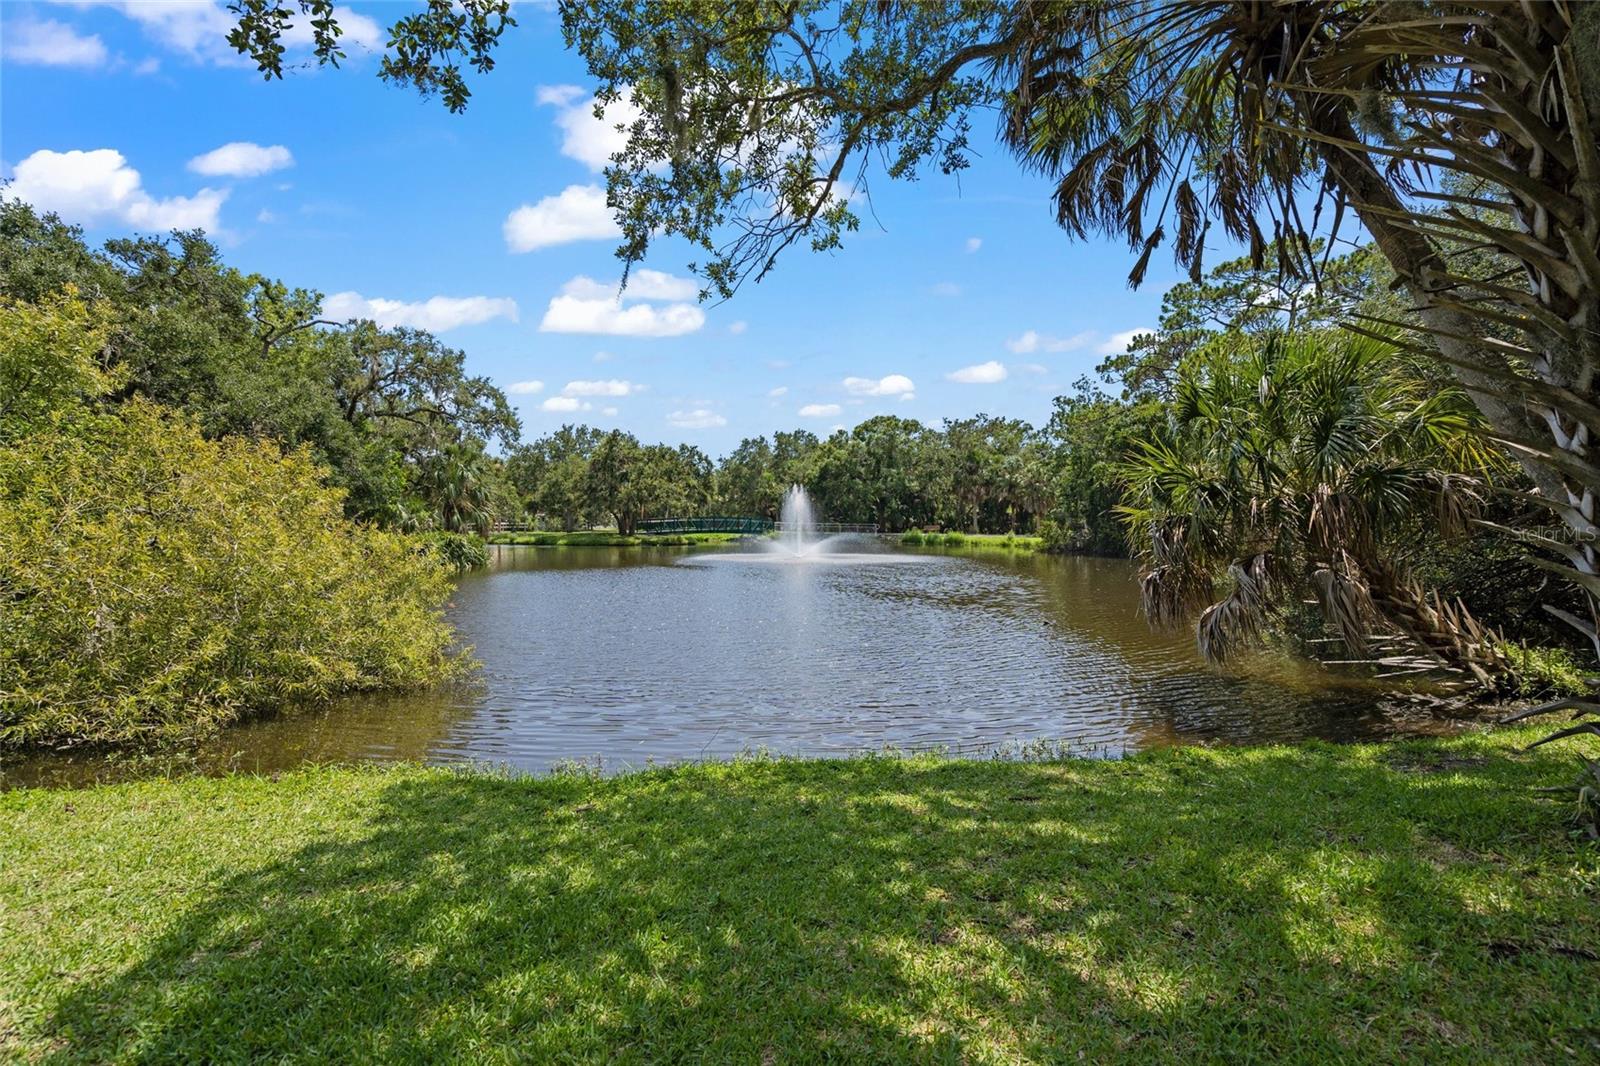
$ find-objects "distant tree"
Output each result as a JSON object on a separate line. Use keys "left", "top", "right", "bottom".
{"left": 1103, "top": 246, "right": 1399, "bottom": 401}
{"left": 586, "top": 430, "right": 644, "bottom": 534}
{"left": 715, "top": 436, "right": 777, "bottom": 516}
{"left": 1043, "top": 381, "right": 1163, "bottom": 556}
{"left": 0, "top": 200, "right": 519, "bottom": 527}
{"left": 771, "top": 430, "right": 822, "bottom": 494}
{"left": 331, "top": 322, "right": 518, "bottom": 451}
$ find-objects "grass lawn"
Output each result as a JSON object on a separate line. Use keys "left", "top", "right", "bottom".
{"left": 900, "top": 531, "right": 1045, "bottom": 550}
{"left": 487, "top": 531, "right": 745, "bottom": 547}
{"left": 3, "top": 727, "right": 1597, "bottom": 1062}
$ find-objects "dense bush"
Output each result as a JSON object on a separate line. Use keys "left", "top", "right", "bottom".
{"left": 1411, "top": 530, "right": 1590, "bottom": 652}
{"left": 419, "top": 531, "right": 490, "bottom": 571}
{"left": 0, "top": 401, "right": 462, "bottom": 747}
{"left": 0, "top": 290, "right": 120, "bottom": 442}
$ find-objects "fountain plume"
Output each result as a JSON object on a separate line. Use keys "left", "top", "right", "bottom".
{"left": 779, "top": 484, "right": 816, "bottom": 557}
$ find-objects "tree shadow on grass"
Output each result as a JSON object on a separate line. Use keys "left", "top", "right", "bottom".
{"left": 39, "top": 745, "right": 1599, "bottom": 1063}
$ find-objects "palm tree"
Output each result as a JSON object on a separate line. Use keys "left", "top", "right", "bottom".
{"left": 420, "top": 441, "right": 493, "bottom": 536}
{"left": 994, "top": 2, "right": 1599, "bottom": 655}
{"left": 1119, "top": 331, "right": 1510, "bottom": 686}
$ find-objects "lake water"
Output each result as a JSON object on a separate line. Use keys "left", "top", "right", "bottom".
{"left": 6, "top": 542, "right": 1457, "bottom": 786}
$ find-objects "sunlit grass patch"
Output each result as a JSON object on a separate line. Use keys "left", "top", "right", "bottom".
{"left": 2, "top": 727, "right": 1596, "bottom": 1062}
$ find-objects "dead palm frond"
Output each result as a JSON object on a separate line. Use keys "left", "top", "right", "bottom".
{"left": 1197, "top": 553, "right": 1278, "bottom": 661}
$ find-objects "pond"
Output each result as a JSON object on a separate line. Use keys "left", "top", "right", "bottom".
{"left": 6, "top": 541, "right": 1456, "bottom": 786}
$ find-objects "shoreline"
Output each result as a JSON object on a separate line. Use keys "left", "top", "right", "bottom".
{"left": 487, "top": 531, "right": 748, "bottom": 547}
{"left": 486, "top": 530, "right": 1054, "bottom": 551}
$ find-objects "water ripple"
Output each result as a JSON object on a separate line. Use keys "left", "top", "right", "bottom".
{"left": 6, "top": 544, "right": 1456, "bottom": 786}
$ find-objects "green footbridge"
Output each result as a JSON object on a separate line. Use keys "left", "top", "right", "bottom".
{"left": 636, "top": 516, "right": 774, "bottom": 535}
{"left": 634, "top": 517, "right": 879, "bottom": 535}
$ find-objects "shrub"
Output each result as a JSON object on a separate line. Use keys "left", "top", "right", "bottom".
{"left": 1411, "top": 529, "right": 1590, "bottom": 651}
{"left": 941, "top": 531, "right": 967, "bottom": 546}
{"left": 899, "top": 530, "right": 924, "bottom": 546}
{"left": 420, "top": 531, "right": 489, "bottom": 571}
{"left": 1504, "top": 644, "right": 1590, "bottom": 699}
{"left": 0, "top": 401, "right": 462, "bottom": 747}
{"left": 0, "top": 289, "right": 121, "bottom": 442}
{"left": 1037, "top": 518, "right": 1073, "bottom": 554}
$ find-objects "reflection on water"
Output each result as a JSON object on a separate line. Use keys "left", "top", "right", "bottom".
{"left": 6, "top": 543, "right": 1457, "bottom": 786}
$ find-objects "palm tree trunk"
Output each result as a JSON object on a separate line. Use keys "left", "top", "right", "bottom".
{"left": 1304, "top": 41, "right": 1600, "bottom": 655}
{"left": 1364, "top": 559, "right": 1511, "bottom": 690}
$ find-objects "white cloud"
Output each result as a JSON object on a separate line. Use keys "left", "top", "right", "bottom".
{"left": 1018, "top": 362, "right": 1048, "bottom": 375}
{"left": 281, "top": 5, "right": 382, "bottom": 52}
{"left": 626, "top": 269, "right": 699, "bottom": 301}
{"left": 601, "top": 405, "right": 619, "bottom": 417}
{"left": 561, "top": 379, "right": 642, "bottom": 397}
{"left": 1096, "top": 327, "right": 1153, "bottom": 355}
{"left": 842, "top": 374, "right": 915, "bottom": 399}
{"left": 89, "top": 1, "right": 379, "bottom": 65}
{"left": 929, "top": 282, "right": 962, "bottom": 298}
{"left": 1005, "top": 329, "right": 1096, "bottom": 354}
{"left": 4, "top": 148, "right": 227, "bottom": 231}
{"left": 503, "top": 183, "right": 618, "bottom": 252}
{"left": 668, "top": 409, "right": 726, "bottom": 429}
{"left": 256, "top": 208, "right": 277, "bottom": 223}
{"left": 593, "top": 350, "right": 616, "bottom": 363}
{"left": 132, "top": 57, "right": 161, "bottom": 76}
{"left": 109, "top": 1, "right": 239, "bottom": 64}
{"left": 4, "top": 19, "right": 108, "bottom": 67}
{"left": 947, "top": 360, "right": 1008, "bottom": 384}
{"left": 799, "top": 403, "right": 842, "bottom": 418}
{"left": 537, "top": 86, "right": 642, "bottom": 171}
{"left": 767, "top": 386, "right": 789, "bottom": 398}
{"left": 187, "top": 142, "right": 294, "bottom": 178}
{"left": 727, "top": 320, "right": 748, "bottom": 335}
{"left": 541, "top": 396, "right": 590, "bottom": 413}
{"left": 550, "top": 270, "right": 697, "bottom": 302}
{"left": 964, "top": 237, "right": 982, "bottom": 253}
{"left": 535, "top": 84, "right": 586, "bottom": 107}
{"left": 506, "top": 380, "right": 545, "bottom": 395}
{"left": 538, "top": 273, "right": 704, "bottom": 337}
{"left": 323, "top": 291, "right": 519, "bottom": 332}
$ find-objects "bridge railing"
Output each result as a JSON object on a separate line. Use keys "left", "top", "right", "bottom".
{"left": 635, "top": 516, "right": 775, "bottom": 535}
{"left": 774, "top": 521, "right": 880, "bottom": 534}
{"left": 631, "top": 517, "right": 882, "bottom": 535}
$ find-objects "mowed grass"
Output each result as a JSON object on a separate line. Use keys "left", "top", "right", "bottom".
{"left": 3, "top": 729, "right": 1598, "bottom": 1063}
{"left": 900, "top": 530, "right": 1045, "bottom": 550}
{"left": 487, "top": 531, "right": 744, "bottom": 547}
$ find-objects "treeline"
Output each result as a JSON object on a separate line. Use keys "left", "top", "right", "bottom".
{"left": 0, "top": 200, "right": 1110, "bottom": 545}
{"left": 508, "top": 416, "right": 1059, "bottom": 539}
{"left": 1, "top": 201, "right": 521, "bottom": 534}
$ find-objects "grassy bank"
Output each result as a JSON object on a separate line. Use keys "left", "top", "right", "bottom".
{"left": 901, "top": 530, "right": 1045, "bottom": 551}
{"left": 4, "top": 729, "right": 1597, "bottom": 1062}
{"left": 488, "top": 531, "right": 745, "bottom": 547}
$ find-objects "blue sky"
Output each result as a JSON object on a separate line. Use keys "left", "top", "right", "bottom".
{"left": 0, "top": 1, "right": 1191, "bottom": 454}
